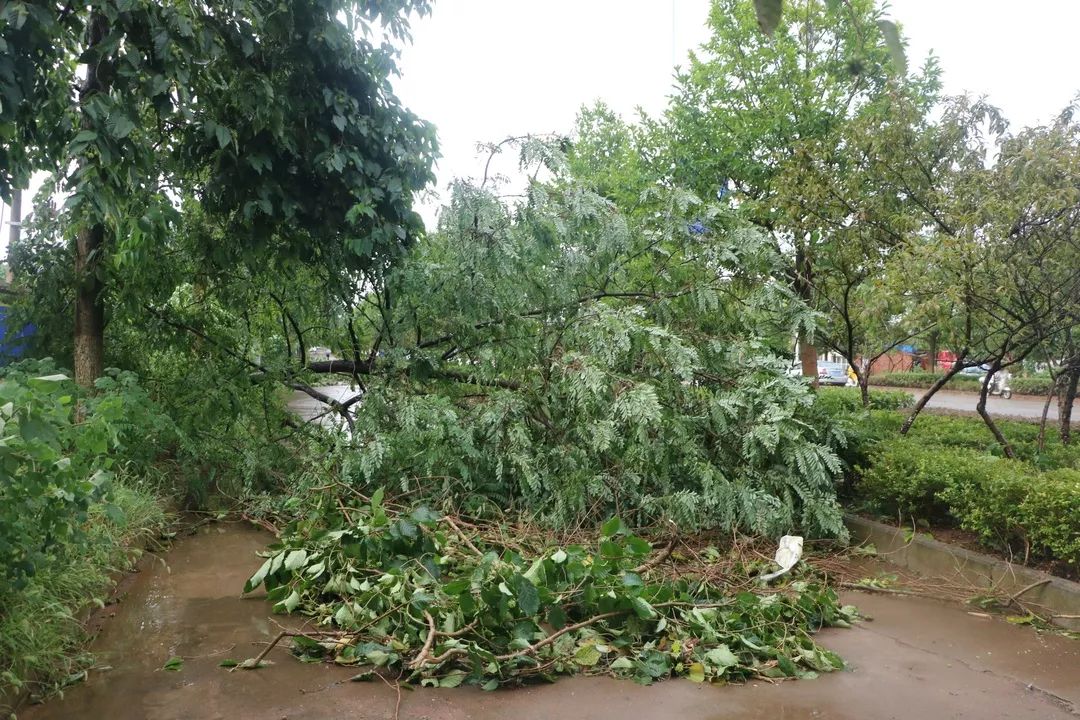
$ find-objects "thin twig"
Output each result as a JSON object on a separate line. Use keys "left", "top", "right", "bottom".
{"left": 409, "top": 611, "right": 437, "bottom": 669}
{"left": 633, "top": 537, "right": 677, "bottom": 574}
{"left": 443, "top": 516, "right": 484, "bottom": 558}
{"left": 1008, "top": 578, "right": 1051, "bottom": 604}
{"left": 495, "top": 611, "right": 625, "bottom": 661}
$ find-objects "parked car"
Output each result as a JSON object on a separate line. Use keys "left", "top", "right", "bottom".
{"left": 959, "top": 364, "right": 991, "bottom": 376}
{"left": 816, "top": 361, "right": 850, "bottom": 386}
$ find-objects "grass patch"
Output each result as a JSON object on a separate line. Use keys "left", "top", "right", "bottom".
{"left": 0, "top": 476, "right": 169, "bottom": 711}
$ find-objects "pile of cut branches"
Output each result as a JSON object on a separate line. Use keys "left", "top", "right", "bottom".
{"left": 242, "top": 490, "right": 855, "bottom": 687}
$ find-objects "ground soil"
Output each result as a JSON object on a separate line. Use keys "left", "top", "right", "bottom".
{"left": 18, "top": 523, "right": 1079, "bottom": 720}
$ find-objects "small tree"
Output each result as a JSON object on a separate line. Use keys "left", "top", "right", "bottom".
{"left": 2, "top": 1, "right": 435, "bottom": 385}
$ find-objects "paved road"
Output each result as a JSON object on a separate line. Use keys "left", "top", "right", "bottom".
{"left": 881, "top": 387, "right": 1072, "bottom": 420}
{"left": 25, "top": 525, "right": 1080, "bottom": 720}
{"left": 294, "top": 384, "right": 1071, "bottom": 423}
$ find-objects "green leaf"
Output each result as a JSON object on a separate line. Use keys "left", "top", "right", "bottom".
{"left": 574, "top": 644, "right": 601, "bottom": 667}
{"left": 753, "top": 0, "right": 783, "bottom": 36}
{"left": 282, "top": 590, "right": 300, "bottom": 612}
{"left": 687, "top": 662, "right": 705, "bottom": 682}
{"left": 624, "top": 536, "right": 652, "bottom": 556}
{"left": 600, "top": 517, "right": 625, "bottom": 538}
{"left": 218, "top": 659, "right": 240, "bottom": 668}
{"left": 630, "top": 597, "right": 656, "bottom": 620}
{"left": 481, "top": 679, "right": 499, "bottom": 691}
{"left": 20, "top": 416, "right": 58, "bottom": 446}
{"left": 550, "top": 549, "right": 568, "bottom": 564}
{"left": 877, "top": 20, "right": 907, "bottom": 74}
{"left": 439, "top": 671, "right": 467, "bottom": 688}
{"left": 283, "top": 549, "right": 308, "bottom": 570}
{"left": 705, "top": 645, "right": 739, "bottom": 668}
{"left": 28, "top": 374, "right": 69, "bottom": 389}
{"left": 511, "top": 574, "right": 540, "bottom": 616}
{"left": 214, "top": 124, "right": 232, "bottom": 149}
{"left": 243, "top": 557, "right": 274, "bottom": 593}
{"left": 610, "top": 657, "right": 635, "bottom": 671}
{"left": 162, "top": 656, "right": 184, "bottom": 672}
{"left": 108, "top": 113, "right": 137, "bottom": 140}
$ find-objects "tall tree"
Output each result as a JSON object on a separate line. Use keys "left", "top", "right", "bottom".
{"left": 665, "top": 0, "right": 928, "bottom": 380}
{"left": 1, "top": 1, "right": 436, "bottom": 385}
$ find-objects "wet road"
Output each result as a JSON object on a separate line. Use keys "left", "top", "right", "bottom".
{"left": 21, "top": 525, "right": 1080, "bottom": 720}
{"left": 880, "top": 388, "right": 1072, "bottom": 420}
{"left": 296, "top": 384, "right": 1073, "bottom": 423}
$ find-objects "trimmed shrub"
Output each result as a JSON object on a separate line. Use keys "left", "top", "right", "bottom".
{"left": 857, "top": 441, "right": 1009, "bottom": 520}
{"left": 814, "top": 387, "right": 914, "bottom": 415}
{"left": 857, "top": 437, "right": 1080, "bottom": 568}
{"left": 938, "top": 465, "right": 1030, "bottom": 553}
{"left": 1021, "top": 469, "right": 1080, "bottom": 570}
{"left": 1010, "top": 377, "right": 1055, "bottom": 396}
{"left": 872, "top": 371, "right": 983, "bottom": 392}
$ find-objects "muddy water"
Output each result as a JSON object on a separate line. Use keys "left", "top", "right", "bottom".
{"left": 22, "top": 525, "right": 1079, "bottom": 720}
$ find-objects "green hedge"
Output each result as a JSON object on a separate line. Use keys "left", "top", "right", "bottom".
{"left": 872, "top": 371, "right": 983, "bottom": 391}
{"left": 872, "top": 371, "right": 1054, "bottom": 396}
{"left": 1011, "top": 377, "right": 1055, "bottom": 396}
{"left": 857, "top": 439, "right": 1080, "bottom": 569}
{"left": 814, "top": 387, "right": 915, "bottom": 414}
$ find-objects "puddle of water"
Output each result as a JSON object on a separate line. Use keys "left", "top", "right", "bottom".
{"left": 20, "top": 524, "right": 1079, "bottom": 720}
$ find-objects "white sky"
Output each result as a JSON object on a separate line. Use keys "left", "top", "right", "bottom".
{"left": 3, "top": 1, "right": 1079, "bottom": 247}
{"left": 394, "top": 0, "right": 1080, "bottom": 225}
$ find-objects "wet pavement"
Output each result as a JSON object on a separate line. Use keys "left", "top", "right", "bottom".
{"left": 21, "top": 524, "right": 1080, "bottom": 720}
{"left": 884, "top": 388, "right": 1073, "bottom": 420}
{"left": 298, "top": 385, "right": 1075, "bottom": 423}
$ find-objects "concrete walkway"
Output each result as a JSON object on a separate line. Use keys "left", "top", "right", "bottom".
{"left": 22, "top": 525, "right": 1080, "bottom": 720}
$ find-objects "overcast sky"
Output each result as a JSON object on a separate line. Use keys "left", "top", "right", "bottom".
{"left": 394, "top": 0, "right": 1080, "bottom": 225}
{"left": 3, "top": 1, "right": 1079, "bottom": 247}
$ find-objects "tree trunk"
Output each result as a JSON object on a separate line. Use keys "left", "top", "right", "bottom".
{"left": 799, "top": 339, "right": 818, "bottom": 384}
{"left": 858, "top": 372, "right": 870, "bottom": 407}
{"left": 976, "top": 363, "right": 1014, "bottom": 458}
{"left": 794, "top": 243, "right": 817, "bottom": 384}
{"left": 74, "top": 224, "right": 105, "bottom": 386}
{"left": 928, "top": 330, "right": 939, "bottom": 373}
{"left": 1038, "top": 382, "right": 1057, "bottom": 451}
{"left": 73, "top": 13, "right": 108, "bottom": 388}
{"left": 900, "top": 350, "right": 969, "bottom": 434}
{"left": 1059, "top": 364, "right": 1079, "bottom": 446}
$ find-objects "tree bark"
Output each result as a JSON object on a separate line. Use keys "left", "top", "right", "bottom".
{"left": 976, "top": 362, "right": 1014, "bottom": 458}
{"left": 794, "top": 243, "right": 817, "bottom": 383}
{"left": 900, "top": 349, "right": 969, "bottom": 434}
{"left": 858, "top": 372, "right": 870, "bottom": 407}
{"left": 1038, "top": 382, "right": 1057, "bottom": 451}
{"left": 74, "top": 223, "right": 105, "bottom": 386}
{"left": 799, "top": 339, "right": 818, "bottom": 384}
{"left": 73, "top": 13, "right": 108, "bottom": 388}
{"left": 1059, "top": 363, "right": 1079, "bottom": 446}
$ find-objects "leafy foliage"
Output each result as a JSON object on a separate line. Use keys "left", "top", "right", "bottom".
{"left": 321, "top": 149, "right": 849, "bottom": 538}
{"left": 0, "top": 359, "right": 176, "bottom": 590}
{"left": 244, "top": 495, "right": 854, "bottom": 687}
{"left": 833, "top": 406, "right": 1080, "bottom": 570}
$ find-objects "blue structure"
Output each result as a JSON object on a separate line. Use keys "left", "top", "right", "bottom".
{"left": 0, "top": 305, "right": 34, "bottom": 363}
